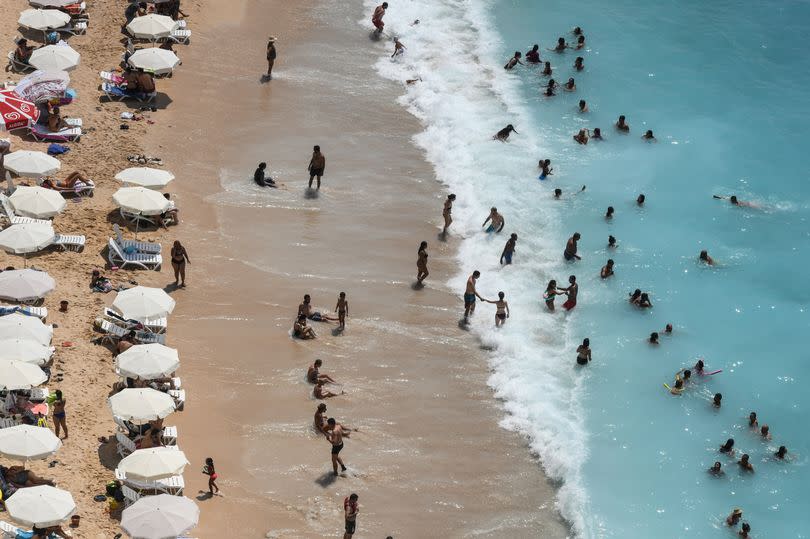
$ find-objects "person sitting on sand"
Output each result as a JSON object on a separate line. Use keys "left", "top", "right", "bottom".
{"left": 573, "top": 129, "right": 589, "bottom": 145}
{"left": 294, "top": 315, "right": 316, "bottom": 339}
{"left": 308, "top": 359, "right": 337, "bottom": 384}
{"left": 642, "top": 129, "right": 657, "bottom": 141}
{"left": 14, "top": 39, "right": 34, "bottom": 64}
{"left": 494, "top": 124, "right": 517, "bottom": 141}
{"left": 314, "top": 379, "right": 344, "bottom": 399}
{"left": 504, "top": 51, "right": 523, "bottom": 70}
{"left": 525, "top": 44, "right": 540, "bottom": 63}
{"left": 482, "top": 207, "right": 505, "bottom": 233}
{"left": 160, "top": 193, "right": 179, "bottom": 227}
{"left": 699, "top": 250, "right": 714, "bottom": 265}
{"left": 3, "top": 466, "right": 54, "bottom": 488}
{"left": 314, "top": 403, "right": 329, "bottom": 434}
{"left": 117, "top": 330, "right": 137, "bottom": 355}
{"left": 615, "top": 115, "right": 630, "bottom": 132}
{"left": 574, "top": 56, "right": 584, "bottom": 71}
{"left": 299, "top": 294, "right": 338, "bottom": 322}
{"left": 47, "top": 106, "right": 68, "bottom": 132}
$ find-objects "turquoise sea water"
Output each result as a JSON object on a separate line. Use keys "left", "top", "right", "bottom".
{"left": 493, "top": 1, "right": 810, "bottom": 537}
{"left": 365, "top": 0, "right": 809, "bottom": 536}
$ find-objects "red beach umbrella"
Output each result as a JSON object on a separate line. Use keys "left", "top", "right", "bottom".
{"left": 0, "top": 90, "right": 40, "bottom": 131}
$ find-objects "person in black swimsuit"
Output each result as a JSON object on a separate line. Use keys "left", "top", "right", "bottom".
{"left": 170, "top": 240, "right": 190, "bottom": 287}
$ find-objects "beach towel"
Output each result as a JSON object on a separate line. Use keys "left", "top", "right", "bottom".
{"left": 47, "top": 143, "right": 70, "bottom": 155}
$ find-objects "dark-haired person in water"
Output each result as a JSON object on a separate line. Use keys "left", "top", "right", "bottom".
{"left": 708, "top": 461, "right": 724, "bottom": 476}
{"left": 719, "top": 438, "right": 735, "bottom": 455}
{"left": 637, "top": 193, "right": 646, "bottom": 206}
{"left": 554, "top": 188, "right": 562, "bottom": 199}
{"left": 649, "top": 332, "right": 659, "bottom": 345}
{"left": 308, "top": 145, "right": 326, "bottom": 189}
{"left": 578, "top": 99, "right": 588, "bottom": 112}
{"left": 560, "top": 275, "right": 578, "bottom": 311}
{"left": 544, "top": 280, "right": 561, "bottom": 311}
{"left": 504, "top": 51, "right": 523, "bottom": 70}
{"left": 605, "top": 206, "right": 614, "bottom": 220}
{"left": 484, "top": 291, "right": 510, "bottom": 327}
{"left": 576, "top": 338, "right": 591, "bottom": 365}
{"left": 372, "top": 2, "right": 388, "bottom": 34}
{"left": 600, "top": 259, "right": 614, "bottom": 279}
{"left": 482, "top": 207, "right": 505, "bottom": 233}
{"left": 699, "top": 250, "right": 715, "bottom": 265}
{"left": 500, "top": 233, "right": 517, "bottom": 265}
{"left": 616, "top": 115, "right": 630, "bottom": 132}
{"left": 713, "top": 194, "right": 756, "bottom": 207}
{"left": 525, "top": 44, "right": 540, "bottom": 63}
{"left": 642, "top": 129, "right": 657, "bottom": 141}
{"left": 608, "top": 235, "right": 617, "bottom": 248}
{"left": 775, "top": 445, "right": 787, "bottom": 459}
{"left": 575, "top": 35, "right": 586, "bottom": 49}
{"left": 442, "top": 194, "right": 456, "bottom": 235}
{"left": 538, "top": 159, "right": 553, "bottom": 179}
{"left": 541, "top": 61, "right": 552, "bottom": 76}
{"left": 574, "top": 56, "right": 584, "bottom": 71}
{"left": 463, "top": 271, "right": 483, "bottom": 322}
{"left": 549, "top": 37, "right": 569, "bottom": 52}
{"left": 573, "top": 128, "right": 589, "bottom": 144}
{"left": 591, "top": 128, "right": 603, "bottom": 140}
{"left": 416, "top": 241, "right": 429, "bottom": 284}
{"left": 738, "top": 454, "right": 754, "bottom": 472}
{"left": 494, "top": 124, "right": 518, "bottom": 141}
{"left": 563, "top": 78, "right": 576, "bottom": 91}
{"left": 564, "top": 233, "right": 581, "bottom": 261}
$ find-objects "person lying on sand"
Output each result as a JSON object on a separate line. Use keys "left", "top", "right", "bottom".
{"left": 308, "top": 359, "right": 337, "bottom": 384}
{"left": 294, "top": 315, "right": 317, "bottom": 339}
{"left": 314, "top": 379, "right": 344, "bottom": 399}
{"left": 2, "top": 466, "right": 54, "bottom": 488}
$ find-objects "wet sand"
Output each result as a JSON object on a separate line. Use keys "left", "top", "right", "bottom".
{"left": 148, "top": 0, "right": 571, "bottom": 537}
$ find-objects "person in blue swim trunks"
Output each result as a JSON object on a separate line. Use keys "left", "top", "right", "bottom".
{"left": 500, "top": 233, "right": 517, "bottom": 265}
{"left": 482, "top": 207, "right": 505, "bottom": 233}
{"left": 463, "top": 270, "right": 483, "bottom": 323}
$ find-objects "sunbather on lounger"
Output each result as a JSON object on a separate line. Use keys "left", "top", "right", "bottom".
{"left": 47, "top": 106, "right": 69, "bottom": 132}
{"left": 135, "top": 69, "right": 156, "bottom": 93}
{"left": 14, "top": 39, "right": 34, "bottom": 64}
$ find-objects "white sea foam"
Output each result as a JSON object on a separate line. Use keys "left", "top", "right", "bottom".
{"left": 362, "top": 0, "right": 588, "bottom": 534}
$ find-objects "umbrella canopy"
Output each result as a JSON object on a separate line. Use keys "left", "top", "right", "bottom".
{"left": 0, "top": 425, "right": 61, "bottom": 460}
{"left": 113, "top": 286, "right": 176, "bottom": 321}
{"left": 13, "top": 70, "right": 70, "bottom": 104}
{"left": 0, "top": 312, "right": 52, "bottom": 344}
{"left": 115, "top": 344, "right": 179, "bottom": 380}
{"left": 3, "top": 150, "right": 60, "bottom": 177}
{"left": 5, "top": 485, "right": 75, "bottom": 527}
{"left": 29, "top": 45, "right": 80, "bottom": 72}
{"left": 0, "top": 223, "right": 55, "bottom": 254}
{"left": 18, "top": 8, "right": 71, "bottom": 30}
{"left": 9, "top": 186, "right": 66, "bottom": 219}
{"left": 28, "top": 0, "right": 79, "bottom": 7}
{"left": 0, "top": 338, "right": 53, "bottom": 365}
{"left": 0, "top": 90, "right": 40, "bottom": 131}
{"left": 118, "top": 447, "right": 189, "bottom": 481}
{"left": 115, "top": 167, "right": 175, "bottom": 189}
{"left": 113, "top": 187, "right": 170, "bottom": 216}
{"left": 0, "top": 269, "right": 55, "bottom": 302}
{"left": 109, "top": 388, "right": 176, "bottom": 422}
{"left": 126, "top": 14, "right": 178, "bottom": 39}
{"left": 0, "top": 359, "right": 47, "bottom": 390}
{"left": 127, "top": 48, "right": 180, "bottom": 76}
{"left": 121, "top": 495, "right": 199, "bottom": 539}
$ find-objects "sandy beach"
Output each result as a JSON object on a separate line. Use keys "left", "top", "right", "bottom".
{"left": 2, "top": 0, "right": 570, "bottom": 537}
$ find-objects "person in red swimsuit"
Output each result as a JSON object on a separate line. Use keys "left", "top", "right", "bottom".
{"left": 560, "top": 275, "right": 578, "bottom": 311}
{"left": 372, "top": 2, "right": 388, "bottom": 33}
{"left": 203, "top": 457, "right": 219, "bottom": 495}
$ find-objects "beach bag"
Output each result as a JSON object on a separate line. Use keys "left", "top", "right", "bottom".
{"left": 47, "top": 143, "right": 70, "bottom": 155}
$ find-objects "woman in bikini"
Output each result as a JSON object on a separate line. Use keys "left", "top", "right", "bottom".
{"left": 170, "top": 240, "right": 190, "bottom": 287}
{"left": 416, "top": 241, "right": 429, "bottom": 285}
{"left": 52, "top": 390, "right": 67, "bottom": 439}
{"left": 544, "top": 280, "right": 561, "bottom": 311}
{"left": 203, "top": 457, "right": 219, "bottom": 495}
{"left": 484, "top": 291, "right": 510, "bottom": 327}
{"left": 576, "top": 339, "right": 592, "bottom": 365}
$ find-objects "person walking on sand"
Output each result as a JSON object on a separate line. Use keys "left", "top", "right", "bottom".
{"left": 442, "top": 194, "right": 456, "bottom": 235}
{"left": 484, "top": 291, "right": 510, "bottom": 327}
{"left": 372, "top": 2, "right": 388, "bottom": 34}
{"left": 463, "top": 270, "right": 483, "bottom": 322}
{"left": 52, "top": 389, "right": 67, "bottom": 439}
{"left": 203, "top": 457, "right": 219, "bottom": 495}
{"left": 327, "top": 418, "right": 348, "bottom": 475}
{"left": 266, "top": 36, "right": 277, "bottom": 78}
{"left": 500, "top": 233, "right": 517, "bottom": 265}
{"left": 335, "top": 292, "right": 349, "bottom": 330}
{"left": 308, "top": 145, "right": 326, "bottom": 189}
{"left": 344, "top": 493, "right": 359, "bottom": 538}
{"left": 416, "top": 241, "right": 429, "bottom": 284}
{"left": 170, "top": 240, "right": 190, "bottom": 288}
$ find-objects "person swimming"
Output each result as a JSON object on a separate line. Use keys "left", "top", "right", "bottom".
{"left": 553, "top": 188, "right": 562, "bottom": 199}
{"left": 699, "top": 250, "right": 715, "bottom": 265}
{"left": 739, "top": 522, "right": 751, "bottom": 538}
{"left": 649, "top": 331, "right": 659, "bottom": 344}
{"left": 576, "top": 338, "right": 592, "bottom": 365}
{"left": 494, "top": 124, "right": 518, "bottom": 141}
{"left": 713, "top": 194, "right": 756, "bottom": 207}
{"left": 775, "top": 445, "right": 787, "bottom": 459}
{"left": 608, "top": 235, "right": 617, "bottom": 248}
{"left": 713, "top": 393, "right": 722, "bottom": 407}
{"left": 642, "top": 129, "right": 657, "bottom": 141}
{"left": 694, "top": 359, "right": 705, "bottom": 374}
{"left": 578, "top": 99, "right": 588, "bottom": 112}
{"left": 600, "top": 259, "right": 614, "bottom": 279}
{"left": 504, "top": 51, "right": 524, "bottom": 70}
{"left": 664, "top": 323, "right": 673, "bottom": 333}
{"left": 638, "top": 293, "right": 653, "bottom": 308}
{"left": 760, "top": 424, "right": 771, "bottom": 440}
{"left": 538, "top": 159, "right": 553, "bottom": 179}
{"left": 591, "top": 128, "right": 603, "bottom": 140}
{"left": 573, "top": 128, "right": 589, "bottom": 144}
{"left": 719, "top": 438, "right": 735, "bottom": 455}
{"left": 541, "top": 61, "right": 552, "bottom": 76}
{"left": 616, "top": 115, "right": 630, "bottom": 132}
{"left": 563, "top": 78, "right": 576, "bottom": 91}
{"left": 549, "top": 37, "right": 569, "bottom": 52}
{"left": 629, "top": 289, "right": 642, "bottom": 305}
{"left": 726, "top": 508, "right": 743, "bottom": 526}
{"left": 574, "top": 56, "right": 584, "bottom": 71}
{"left": 748, "top": 412, "right": 758, "bottom": 427}
{"left": 572, "top": 26, "right": 583, "bottom": 36}
{"left": 669, "top": 376, "right": 684, "bottom": 395}
{"left": 738, "top": 454, "right": 754, "bottom": 472}
{"left": 575, "top": 35, "right": 585, "bottom": 49}
{"left": 708, "top": 461, "right": 724, "bottom": 476}
{"left": 525, "top": 44, "right": 540, "bottom": 63}
{"left": 605, "top": 206, "right": 614, "bottom": 219}
{"left": 637, "top": 194, "right": 646, "bottom": 205}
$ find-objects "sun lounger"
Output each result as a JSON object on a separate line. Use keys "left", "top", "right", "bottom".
{"left": 97, "top": 318, "right": 166, "bottom": 345}
{"left": 167, "top": 29, "right": 191, "bottom": 44}
{"left": 42, "top": 179, "right": 95, "bottom": 197}
{"left": 162, "top": 425, "right": 178, "bottom": 445}
{"left": 116, "top": 432, "right": 137, "bottom": 458}
{"left": 100, "top": 70, "right": 124, "bottom": 85}
{"left": 29, "top": 120, "right": 82, "bottom": 142}
{"left": 171, "top": 376, "right": 181, "bottom": 389}
{"left": 168, "top": 389, "right": 185, "bottom": 411}
{"left": 0, "top": 304, "right": 47, "bottom": 320}
{"left": 121, "top": 484, "right": 141, "bottom": 507}
{"left": 0, "top": 520, "right": 26, "bottom": 537}
{"left": 6, "top": 52, "right": 34, "bottom": 73}
{"left": 53, "top": 234, "right": 85, "bottom": 252}
{"left": 0, "top": 417, "right": 22, "bottom": 429}
{"left": 101, "top": 82, "right": 156, "bottom": 103}
{"left": 103, "top": 306, "right": 167, "bottom": 334}
{"left": 116, "top": 469, "right": 185, "bottom": 495}
{"left": 107, "top": 238, "right": 162, "bottom": 271}
{"left": 113, "top": 223, "right": 162, "bottom": 254}
{"left": 0, "top": 194, "right": 52, "bottom": 225}
{"left": 54, "top": 19, "right": 88, "bottom": 36}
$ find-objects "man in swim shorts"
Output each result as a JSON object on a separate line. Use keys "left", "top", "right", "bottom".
{"left": 308, "top": 145, "right": 326, "bottom": 189}
{"left": 482, "top": 207, "right": 505, "bottom": 233}
{"left": 299, "top": 294, "right": 338, "bottom": 323}
{"left": 564, "top": 232, "right": 581, "bottom": 261}
{"left": 372, "top": 2, "right": 387, "bottom": 34}
{"left": 327, "top": 418, "right": 348, "bottom": 476}
{"left": 464, "top": 270, "right": 483, "bottom": 322}
{"left": 344, "top": 493, "right": 359, "bottom": 538}
{"left": 500, "top": 233, "right": 517, "bottom": 265}
{"left": 560, "top": 275, "right": 578, "bottom": 310}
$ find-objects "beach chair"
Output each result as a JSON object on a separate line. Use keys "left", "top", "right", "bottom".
{"left": 103, "top": 306, "right": 167, "bottom": 334}
{"left": 120, "top": 208, "right": 160, "bottom": 229}
{"left": 168, "top": 29, "right": 191, "bottom": 44}
{"left": 101, "top": 82, "right": 156, "bottom": 103}
{"left": 171, "top": 376, "right": 181, "bottom": 389}
{"left": 54, "top": 19, "right": 88, "bottom": 36}
{"left": 168, "top": 389, "right": 185, "bottom": 411}
{"left": 121, "top": 484, "right": 141, "bottom": 507}
{"left": 116, "top": 432, "right": 137, "bottom": 457}
{"left": 0, "top": 304, "right": 48, "bottom": 320}
{"left": 0, "top": 417, "right": 21, "bottom": 429}
{"left": 29, "top": 120, "right": 82, "bottom": 142}
{"left": 6, "top": 52, "right": 34, "bottom": 73}
{"left": 113, "top": 223, "right": 162, "bottom": 254}
{"left": 53, "top": 233, "right": 85, "bottom": 252}
{"left": 107, "top": 238, "right": 163, "bottom": 271}
{"left": 97, "top": 318, "right": 166, "bottom": 345}
{"left": 42, "top": 180, "right": 95, "bottom": 198}
{"left": 162, "top": 425, "right": 177, "bottom": 445}
{"left": 29, "top": 387, "right": 49, "bottom": 402}
{"left": 0, "top": 520, "right": 26, "bottom": 537}
{"left": 0, "top": 194, "right": 52, "bottom": 225}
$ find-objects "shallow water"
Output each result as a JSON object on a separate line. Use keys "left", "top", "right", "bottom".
{"left": 369, "top": 0, "right": 810, "bottom": 537}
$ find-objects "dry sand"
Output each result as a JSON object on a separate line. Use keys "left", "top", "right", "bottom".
{"left": 1, "top": 0, "right": 571, "bottom": 537}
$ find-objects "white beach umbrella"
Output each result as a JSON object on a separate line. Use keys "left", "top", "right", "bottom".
{"left": 115, "top": 167, "right": 175, "bottom": 189}
{"left": 0, "top": 312, "right": 52, "bottom": 344}
{"left": 113, "top": 187, "right": 170, "bottom": 216}
{"left": 0, "top": 338, "right": 53, "bottom": 365}
{"left": 126, "top": 14, "right": 179, "bottom": 39}
{"left": 121, "top": 495, "right": 200, "bottom": 539}
{"left": 0, "top": 359, "right": 47, "bottom": 390}
{"left": 3, "top": 150, "right": 60, "bottom": 177}
{"left": 5, "top": 485, "right": 75, "bottom": 527}
{"left": 0, "top": 223, "right": 55, "bottom": 254}
{"left": 118, "top": 447, "right": 189, "bottom": 481}
{"left": 9, "top": 186, "right": 66, "bottom": 219}
{"left": 109, "top": 388, "right": 176, "bottom": 422}
{"left": 115, "top": 344, "right": 179, "bottom": 380}
{"left": 29, "top": 45, "right": 80, "bottom": 72}
{"left": 28, "top": 0, "right": 79, "bottom": 7}
{"left": 0, "top": 269, "right": 55, "bottom": 302}
{"left": 113, "top": 286, "right": 176, "bottom": 321}
{"left": 127, "top": 48, "right": 180, "bottom": 76}
{"left": 18, "top": 8, "right": 71, "bottom": 31}
{"left": 0, "top": 425, "right": 62, "bottom": 461}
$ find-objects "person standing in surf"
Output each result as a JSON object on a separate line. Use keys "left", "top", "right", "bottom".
{"left": 442, "top": 193, "right": 456, "bottom": 236}
{"left": 308, "top": 145, "right": 326, "bottom": 189}
{"left": 335, "top": 292, "right": 349, "bottom": 330}
{"left": 494, "top": 124, "right": 518, "bottom": 141}
{"left": 482, "top": 207, "right": 505, "bottom": 233}
{"left": 564, "top": 232, "right": 582, "bottom": 261}
{"left": 266, "top": 36, "right": 277, "bottom": 79}
{"left": 500, "top": 233, "right": 517, "bottom": 265}
{"left": 416, "top": 241, "right": 429, "bottom": 285}
{"left": 560, "top": 275, "right": 578, "bottom": 311}
{"left": 463, "top": 270, "right": 483, "bottom": 322}
{"left": 372, "top": 2, "right": 388, "bottom": 35}
{"left": 484, "top": 291, "right": 510, "bottom": 327}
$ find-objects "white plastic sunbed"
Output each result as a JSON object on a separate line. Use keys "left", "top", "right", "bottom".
{"left": 0, "top": 304, "right": 47, "bottom": 320}
{"left": 97, "top": 318, "right": 165, "bottom": 345}
{"left": 54, "top": 19, "right": 88, "bottom": 36}
{"left": 101, "top": 81, "right": 157, "bottom": 103}
{"left": 6, "top": 52, "right": 34, "bottom": 73}
{"left": 102, "top": 305, "right": 167, "bottom": 334}
{"left": 113, "top": 223, "right": 162, "bottom": 254}
{"left": 121, "top": 484, "right": 141, "bottom": 507}
{"left": 53, "top": 233, "right": 86, "bottom": 252}
{"left": 108, "top": 238, "right": 162, "bottom": 270}
{"left": 0, "top": 194, "right": 52, "bottom": 225}
{"left": 115, "top": 468, "right": 185, "bottom": 495}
